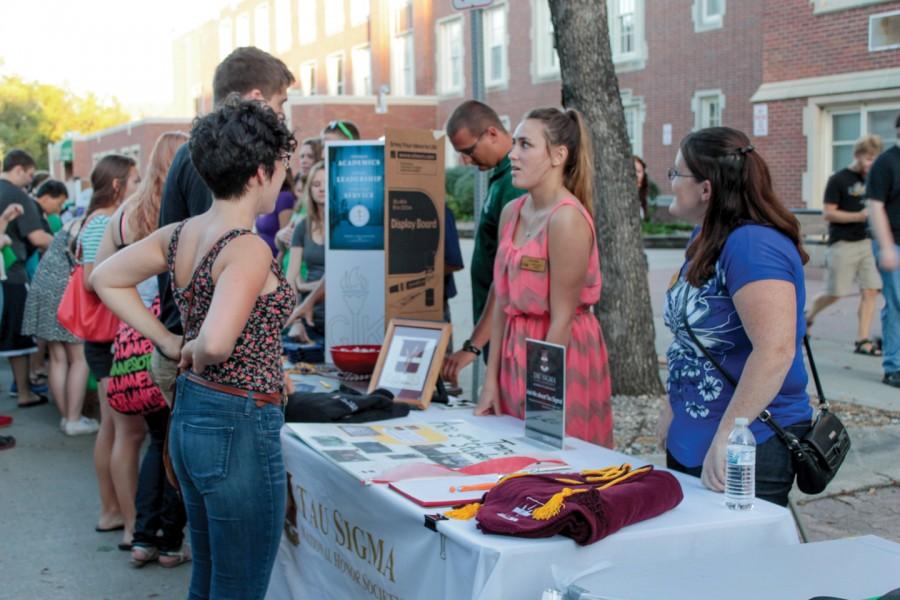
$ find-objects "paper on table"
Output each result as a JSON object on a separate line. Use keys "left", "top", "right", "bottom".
{"left": 389, "top": 474, "right": 499, "bottom": 507}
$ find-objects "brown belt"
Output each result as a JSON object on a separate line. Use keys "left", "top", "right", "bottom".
{"left": 184, "top": 372, "right": 284, "bottom": 408}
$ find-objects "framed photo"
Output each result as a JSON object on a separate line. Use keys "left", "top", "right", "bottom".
{"left": 368, "top": 318, "right": 451, "bottom": 409}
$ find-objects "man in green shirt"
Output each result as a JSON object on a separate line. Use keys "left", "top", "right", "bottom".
{"left": 442, "top": 100, "right": 524, "bottom": 385}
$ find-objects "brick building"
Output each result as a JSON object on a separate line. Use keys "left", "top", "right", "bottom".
{"left": 48, "top": 118, "right": 192, "bottom": 183}
{"left": 161, "top": 0, "right": 900, "bottom": 209}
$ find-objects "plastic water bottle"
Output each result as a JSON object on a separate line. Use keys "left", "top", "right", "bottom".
{"left": 725, "top": 417, "right": 756, "bottom": 510}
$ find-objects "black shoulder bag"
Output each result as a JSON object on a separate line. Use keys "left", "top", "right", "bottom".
{"left": 681, "top": 302, "right": 851, "bottom": 495}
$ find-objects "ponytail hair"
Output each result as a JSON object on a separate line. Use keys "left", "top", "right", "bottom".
{"left": 681, "top": 126, "right": 809, "bottom": 286}
{"left": 524, "top": 107, "right": 594, "bottom": 215}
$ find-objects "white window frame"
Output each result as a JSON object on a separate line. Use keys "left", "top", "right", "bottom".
{"left": 351, "top": 44, "right": 372, "bottom": 96}
{"left": 869, "top": 9, "right": 900, "bottom": 52}
{"left": 692, "top": 0, "right": 725, "bottom": 32}
{"left": 325, "top": 0, "right": 345, "bottom": 37}
{"left": 218, "top": 17, "right": 233, "bottom": 60}
{"left": 607, "top": 0, "right": 647, "bottom": 72}
{"left": 621, "top": 90, "right": 646, "bottom": 158}
{"left": 812, "top": 0, "right": 894, "bottom": 14}
{"left": 254, "top": 3, "right": 270, "bottom": 51}
{"left": 297, "top": 0, "right": 316, "bottom": 45}
{"left": 531, "top": 0, "right": 560, "bottom": 82}
{"left": 326, "top": 52, "right": 345, "bottom": 96}
{"left": 350, "top": 0, "right": 370, "bottom": 26}
{"left": 390, "top": 0, "right": 415, "bottom": 97}
{"left": 692, "top": 89, "right": 725, "bottom": 130}
{"left": 235, "top": 12, "right": 251, "bottom": 47}
{"left": 436, "top": 15, "right": 465, "bottom": 97}
{"left": 120, "top": 144, "right": 141, "bottom": 166}
{"left": 275, "top": 0, "right": 292, "bottom": 53}
{"left": 482, "top": 3, "right": 509, "bottom": 89}
{"left": 299, "top": 60, "right": 317, "bottom": 96}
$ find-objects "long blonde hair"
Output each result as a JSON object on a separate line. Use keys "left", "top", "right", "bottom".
{"left": 305, "top": 161, "right": 326, "bottom": 236}
{"left": 524, "top": 107, "right": 594, "bottom": 215}
{"left": 126, "top": 131, "right": 189, "bottom": 242}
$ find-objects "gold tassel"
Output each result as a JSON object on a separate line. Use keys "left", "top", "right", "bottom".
{"left": 532, "top": 487, "right": 582, "bottom": 521}
{"left": 445, "top": 502, "right": 481, "bottom": 520}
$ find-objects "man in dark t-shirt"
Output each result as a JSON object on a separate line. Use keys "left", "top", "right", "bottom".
{"left": 806, "top": 136, "right": 883, "bottom": 356}
{"left": 866, "top": 113, "right": 900, "bottom": 388}
{"left": 0, "top": 149, "right": 53, "bottom": 407}
{"left": 151, "top": 47, "right": 294, "bottom": 403}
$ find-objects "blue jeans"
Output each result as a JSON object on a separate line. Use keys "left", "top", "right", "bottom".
{"left": 666, "top": 422, "right": 810, "bottom": 507}
{"left": 133, "top": 406, "right": 186, "bottom": 552}
{"left": 873, "top": 241, "right": 900, "bottom": 374}
{"left": 169, "top": 375, "right": 286, "bottom": 600}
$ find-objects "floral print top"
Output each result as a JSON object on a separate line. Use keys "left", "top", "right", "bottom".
{"left": 167, "top": 222, "right": 292, "bottom": 395}
{"left": 664, "top": 224, "right": 813, "bottom": 467}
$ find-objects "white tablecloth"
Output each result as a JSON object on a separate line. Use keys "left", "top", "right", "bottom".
{"left": 565, "top": 535, "right": 900, "bottom": 600}
{"left": 266, "top": 409, "right": 799, "bottom": 600}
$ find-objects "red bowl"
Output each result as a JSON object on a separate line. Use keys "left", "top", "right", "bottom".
{"left": 331, "top": 344, "right": 381, "bottom": 375}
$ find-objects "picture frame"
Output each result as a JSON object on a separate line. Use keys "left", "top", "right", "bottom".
{"left": 368, "top": 318, "right": 451, "bottom": 409}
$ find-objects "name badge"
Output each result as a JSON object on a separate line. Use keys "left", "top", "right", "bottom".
{"left": 520, "top": 256, "right": 547, "bottom": 272}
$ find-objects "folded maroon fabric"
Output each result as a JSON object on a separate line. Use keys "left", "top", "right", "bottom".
{"left": 475, "top": 467, "right": 683, "bottom": 545}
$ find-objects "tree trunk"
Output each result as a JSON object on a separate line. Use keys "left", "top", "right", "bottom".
{"left": 549, "top": 0, "right": 664, "bottom": 396}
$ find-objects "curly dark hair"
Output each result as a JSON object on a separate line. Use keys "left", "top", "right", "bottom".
{"left": 189, "top": 96, "right": 297, "bottom": 200}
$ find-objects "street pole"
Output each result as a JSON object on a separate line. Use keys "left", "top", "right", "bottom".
{"left": 470, "top": 8, "right": 486, "bottom": 400}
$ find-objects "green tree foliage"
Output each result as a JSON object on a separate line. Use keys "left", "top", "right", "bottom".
{"left": 0, "top": 75, "right": 131, "bottom": 168}
{"left": 445, "top": 166, "right": 475, "bottom": 221}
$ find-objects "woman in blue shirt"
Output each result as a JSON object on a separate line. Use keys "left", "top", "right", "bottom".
{"left": 660, "top": 127, "right": 813, "bottom": 507}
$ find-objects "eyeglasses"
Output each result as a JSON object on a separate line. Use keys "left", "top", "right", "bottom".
{"left": 667, "top": 167, "right": 702, "bottom": 182}
{"left": 326, "top": 120, "right": 355, "bottom": 140}
{"left": 457, "top": 130, "right": 487, "bottom": 157}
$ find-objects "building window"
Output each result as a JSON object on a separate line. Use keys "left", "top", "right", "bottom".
{"left": 275, "top": 0, "right": 292, "bottom": 52}
{"left": 483, "top": 4, "right": 508, "bottom": 88}
{"left": 352, "top": 45, "right": 371, "bottom": 95}
{"left": 693, "top": 0, "right": 725, "bottom": 32}
{"left": 297, "top": 0, "right": 316, "bottom": 44}
{"left": 621, "top": 91, "right": 645, "bottom": 158}
{"left": 325, "top": 0, "right": 344, "bottom": 36}
{"left": 326, "top": 52, "right": 344, "bottom": 95}
{"left": 299, "top": 60, "right": 317, "bottom": 96}
{"left": 813, "top": 0, "right": 896, "bottom": 15}
{"left": 608, "top": 0, "right": 646, "bottom": 70}
{"left": 693, "top": 90, "right": 724, "bottom": 129}
{"left": 218, "top": 17, "right": 233, "bottom": 60}
{"left": 350, "top": 0, "right": 369, "bottom": 26}
{"left": 870, "top": 10, "right": 900, "bottom": 52}
{"left": 829, "top": 105, "right": 899, "bottom": 173}
{"left": 532, "top": 0, "right": 559, "bottom": 80}
{"left": 120, "top": 144, "right": 141, "bottom": 165}
{"left": 236, "top": 12, "right": 251, "bottom": 47}
{"left": 437, "top": 17, "right": 464, "bottom": 96}
{"left": 390, "top": 0, "right": 415, "bottom": 96}
{"left": 254, "top": 3, "right": 270, "bottom": 51}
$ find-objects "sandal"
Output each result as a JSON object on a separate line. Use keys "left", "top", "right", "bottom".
{"left": 130, "top": 544, "right": 159, "bottom": 568}
{"left": 854, "top": 339, "right": 883, "bottom": 356}
{"left": 158, "top": 547, "right": 191, "bottom": 568}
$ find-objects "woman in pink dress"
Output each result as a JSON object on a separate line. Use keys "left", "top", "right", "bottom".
{"left": 476, "top": 107, "right": 613, "bottom": 447}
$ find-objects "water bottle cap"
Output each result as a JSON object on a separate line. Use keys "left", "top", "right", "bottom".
{"left": 734, "top": 417, "right": 749, "bottom": 426}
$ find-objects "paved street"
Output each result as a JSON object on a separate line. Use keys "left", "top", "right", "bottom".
{"left": 1, "top": 243, "right": 898, "bottom": 598}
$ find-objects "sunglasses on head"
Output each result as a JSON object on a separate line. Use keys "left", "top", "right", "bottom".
{"left": 326, "top": 120, "right": 355, "bottom": 140}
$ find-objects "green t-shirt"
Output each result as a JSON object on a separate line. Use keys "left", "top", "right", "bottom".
{"left": 470, "top": 154, "right": 525, "bottom": 321}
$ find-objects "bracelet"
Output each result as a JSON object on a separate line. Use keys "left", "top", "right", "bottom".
{"left": 462, "top": 339, "right": 481, "bottom": 356}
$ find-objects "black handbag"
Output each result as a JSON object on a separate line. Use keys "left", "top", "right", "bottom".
{"left": 681, "top": 303, "right": 851, "bottom": 495}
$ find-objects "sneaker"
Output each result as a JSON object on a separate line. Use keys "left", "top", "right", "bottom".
{"left": 64, "top": 417, "right": 100, "bottom": 436}
{"left": 0, "top": 415, "right": 12, "bottom": 428}
{"left": 9, "top": 381, "right": 50, "bottom": 397}
{"left": 884, "top": 371, "right": 900, "bottom": 389}
{"left": 8, "top": 381, "right": 16, "bottom": 397}
{"left": 0, "top": 435, "right": 15, "bottom": 451}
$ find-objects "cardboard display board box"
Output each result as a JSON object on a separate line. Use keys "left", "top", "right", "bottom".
{"left": 384, "top": 128, "right": 445, "bottom": 324}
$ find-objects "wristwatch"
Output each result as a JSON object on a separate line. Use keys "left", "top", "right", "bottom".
{"left": 462, "top": 339, "right": 482, "bottom": 356}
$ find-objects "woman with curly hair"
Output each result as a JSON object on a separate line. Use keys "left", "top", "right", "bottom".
{"left": 92, "top": 97, "right": 296, "bottom": 599}
{"left": 94, "top": 131, "right": 189, "bottom": 566}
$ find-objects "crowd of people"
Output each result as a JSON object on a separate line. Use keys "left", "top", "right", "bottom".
{"left": 1, "top": 42, "right": 898, "bottom": 599}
